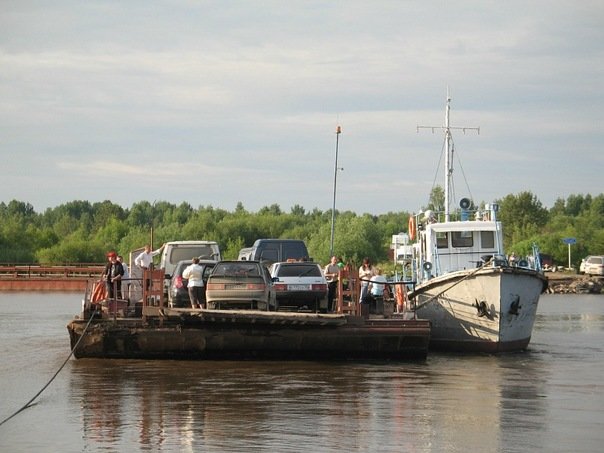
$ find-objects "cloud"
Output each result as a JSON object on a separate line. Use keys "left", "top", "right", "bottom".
{"left": 1, "top": 1, "right": 603, "bottom": 214}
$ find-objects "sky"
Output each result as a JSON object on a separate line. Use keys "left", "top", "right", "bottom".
{"left": 1, "top": 1, "right": 603, "bottom": 216}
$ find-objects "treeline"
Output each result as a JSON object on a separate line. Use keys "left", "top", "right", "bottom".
{"left": 0, "top": 192, "right": 602, "bottom": 268}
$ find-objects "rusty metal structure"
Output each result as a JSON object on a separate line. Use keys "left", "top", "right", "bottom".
{"left": 67, "top": 270, "right": 430, "bottom": 361}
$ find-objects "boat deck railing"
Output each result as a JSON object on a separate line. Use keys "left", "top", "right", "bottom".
{"left": 83, "top": 268, "right": 166, "bottom": 319}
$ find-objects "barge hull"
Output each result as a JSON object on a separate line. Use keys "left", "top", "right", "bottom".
{"left": 67, "top": 312, "right": 430, "bottom": 361}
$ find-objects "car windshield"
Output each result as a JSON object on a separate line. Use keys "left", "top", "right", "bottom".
{"left": 203, "top": 264, "right": 215, "bottom": 277}
{"left": 175, "top": 261, "right": 192, "bottom": 276}
{"left": 170, "top": 245, "right": 217, "bottom": 264}
{"left": 177, "top": 262, "right": 215, "bottom": 278}
{"left": 277, "top": 264, "right": 321, "bottom": 277}
{"left": 212, "top": 263, "right": 261, "bottom": 278}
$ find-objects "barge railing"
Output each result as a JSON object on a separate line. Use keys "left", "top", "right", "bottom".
{"left": 0, "top": 263, "right": 105, "bottom": 279}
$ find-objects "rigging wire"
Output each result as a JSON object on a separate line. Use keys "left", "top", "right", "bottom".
{"left": 450, "top": 140, "right": 457, "bottom": 207}
{"left": 411, "top": 257, "right": 494, "bottom": 309}
{"left": 454, "top": 139, "right": 475, "bottom": 205}
{"left": 0, "top": 309, "right": 98, "bottom": 427}
{"left": 447, "top": 133, "right": 475, "bottom": 210}
{"left": 428, "top": 135, "right": 447, "bottom": 209}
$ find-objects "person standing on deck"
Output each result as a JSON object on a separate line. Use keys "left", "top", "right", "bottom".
{"left": 368, "top": 268, "right": 388, "bottom": 299}
{"left": 324, "top": 255, "right": 340, "bottom": 312}
{"left": 134, "top": 243, "right": 165, "bottom": 271}
{"left": 358, "top": 257, "right": 375, "bottom": 304}
{"left": 182, "top": 257, "right": 205, "bottom": 309}
{"left": 117, "top": 255, "right": 129, "bottom": 300}
{"left": 103, "top": 251, "right": 124, "bottom": 299}
{"left": 134, "top": 243, "right": 165, "bottom": 292}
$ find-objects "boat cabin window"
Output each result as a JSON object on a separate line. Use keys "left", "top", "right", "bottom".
{"left": 436, "top": 232, "right": 448, "bottom": 248}
{"left": 451, "top": 231, "right": 473, "bottom": 248}
{"left": 480, "top": 231, "right": 495, "bottom": 248}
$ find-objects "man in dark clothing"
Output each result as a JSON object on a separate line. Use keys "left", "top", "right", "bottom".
{"left": 103, "top": 251, "right": 124, "bottom": 299}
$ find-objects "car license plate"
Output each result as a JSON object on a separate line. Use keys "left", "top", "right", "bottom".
{"left": 226, "top": 284, "right": 247, "bottom": 290}
{"left": 288, "top": 284, "right": 310, "bottom": 291}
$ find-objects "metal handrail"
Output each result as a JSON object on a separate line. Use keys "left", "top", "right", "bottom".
{"left": 0, "top": 264, "right": 105, "bottom": 279}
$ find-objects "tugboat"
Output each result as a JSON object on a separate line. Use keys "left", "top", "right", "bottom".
{"left": 408, "top": 93, "right": 547, "bottom": 352}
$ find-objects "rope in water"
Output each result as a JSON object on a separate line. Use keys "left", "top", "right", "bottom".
{"left": 0, "top": 309, "right": 98, "bottom": 427}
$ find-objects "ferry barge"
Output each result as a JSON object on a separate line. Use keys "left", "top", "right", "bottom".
{"left": 67, "top": 270, "right": 430, "bottom": 361}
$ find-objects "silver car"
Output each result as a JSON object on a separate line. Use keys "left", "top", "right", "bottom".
{"left": 206, "top": 261, "right": 276, "bottom": 310}
{"left": 584, "top": 255, "right": 604, "bottom": 276}
{"left": 269, "top": 261, "right": 327, "bottom": 312}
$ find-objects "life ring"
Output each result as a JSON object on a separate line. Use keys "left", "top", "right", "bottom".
{"left": 395, "top": 284, "right": 407, "bottom": 313}
{"left": 408, "top": 215, "right": 416, "bottom": 241}
{"left": 91, "top": 280, "right": 107, "bottom": 302}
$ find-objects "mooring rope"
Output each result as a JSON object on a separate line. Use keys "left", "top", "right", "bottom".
{"left": 411, "top": 258, "right": 494, "bottom": 310}
{"left": 0, "top": 309, "right": 98, "bottom": 427}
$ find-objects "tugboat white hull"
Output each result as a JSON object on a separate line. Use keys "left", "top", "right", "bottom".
{"left": 413, "top": 267, "right": 547, "bottom": 352}
{"left": 409, "top": 93, "right": 548, "bottom": 353}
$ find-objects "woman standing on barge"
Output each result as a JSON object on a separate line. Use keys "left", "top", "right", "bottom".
{"left": 183, "top": 257, "right": 205, "bottom": 309}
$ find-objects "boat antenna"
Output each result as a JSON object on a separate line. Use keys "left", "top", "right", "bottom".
{"left": 417, "top": 89, "right": 479, "bottom": 221}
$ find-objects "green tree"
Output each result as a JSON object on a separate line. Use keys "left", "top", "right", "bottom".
{"left": 1, "top": 191, "right": 603, "bottom": 270}
{"left": 425, "top": 186, "right": 445, "bottom": 213}
{"left": 498, "top": 191, "right": 549, "bottom": 250}
{"left": 36, "top": 234, "right": 105, "bottom": 263}
{"left": 93, "top": 200, "right": 126, "bottom": 226}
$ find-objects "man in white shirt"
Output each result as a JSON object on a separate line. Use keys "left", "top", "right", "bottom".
{"left": 134, "top": 243, "right": 165, "bottom": 270}
{"left": 368, "top": 268, "right": 388, "bottom": 298}
{"left": 134, "top": 243, "right": 165, "bottom": 292}
{"left": 366, "top": 268, "right": 389, "bottom": 313}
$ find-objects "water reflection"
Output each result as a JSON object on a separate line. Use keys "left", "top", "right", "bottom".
{"left": 69, "top": 353, "right": 551, "bottom": 452}
{"left": 3, "top": 293, "right": 604, "bottom": 451}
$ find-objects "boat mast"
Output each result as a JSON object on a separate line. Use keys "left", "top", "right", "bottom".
{"left": 444, "top": 93, "right": 452, "bottom": 222}
{"left": 418, "top": 90, "right": 480, "bottom": 222}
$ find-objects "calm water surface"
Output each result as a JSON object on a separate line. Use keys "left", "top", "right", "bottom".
{"left": 1, "top": 292, "right": 603, "bottom": 452}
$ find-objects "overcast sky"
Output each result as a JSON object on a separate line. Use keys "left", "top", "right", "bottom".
{"left": 1, "top": 1, "right": 603, "bottom": 215}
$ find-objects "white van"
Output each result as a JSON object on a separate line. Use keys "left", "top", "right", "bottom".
{"left": 160, "top": 241, "right": 221, "bottom": 279}
{"left": 127, "top": 241, "right": 219, "bottom": 301}
{"left": 237, "top": 247, "right": 253, "bottom": 261}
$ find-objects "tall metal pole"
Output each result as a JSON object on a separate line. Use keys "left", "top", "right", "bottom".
{"left": 150, "top": 199, "right": 156, "bottom": 250}
{"left": 329, "top": 125, "right": 342, "bottom": 257}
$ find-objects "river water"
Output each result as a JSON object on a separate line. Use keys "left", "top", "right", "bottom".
{"left": 0, "top": 292, "right": 603, "bottom": 452}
